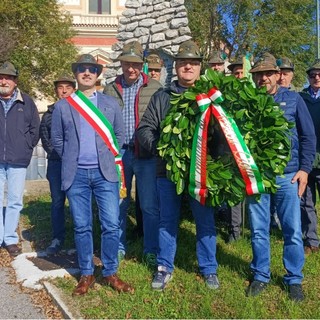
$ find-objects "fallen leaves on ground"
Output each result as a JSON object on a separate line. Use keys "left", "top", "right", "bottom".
{"left": 1, "top": 248, "right": 63, "bottom": 319}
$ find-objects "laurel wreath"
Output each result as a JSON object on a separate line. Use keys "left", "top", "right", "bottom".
{"left": 157, "top": 69, "right": 293, "bottom": 207}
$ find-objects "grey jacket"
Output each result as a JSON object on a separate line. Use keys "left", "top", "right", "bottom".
{"left": 51, "top": 91, "right": 124, "bottom": 190}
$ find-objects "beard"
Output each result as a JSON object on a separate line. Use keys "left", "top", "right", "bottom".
{"left": 0, "top": 86, "right": 13, "bottom": 97}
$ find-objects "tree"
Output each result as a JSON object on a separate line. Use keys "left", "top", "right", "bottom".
{"left": 185, "top": 0, "right": 226, "bottom": 58}
{"left": 0, "top": 0, "right": 78, "bottom": 98}
{"left": 185, "top": 0, "right": 316, "bottom": 87}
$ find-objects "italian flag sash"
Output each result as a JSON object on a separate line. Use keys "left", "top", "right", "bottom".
{"left": 66, "top": 90, "right": 127, "bottom": 198}
{"left": 189, "top": 87, "right": 265, "bottom": 205}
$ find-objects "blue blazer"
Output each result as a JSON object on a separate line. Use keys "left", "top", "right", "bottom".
{"left": 51, "top": 91, "right": 124, "bottom": 191}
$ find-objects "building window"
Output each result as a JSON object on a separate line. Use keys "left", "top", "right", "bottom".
{"left": 89, "top": 0, "right": 111, "bottom": 14}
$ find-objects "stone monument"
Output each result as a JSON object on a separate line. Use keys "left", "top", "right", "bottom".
{"left": 103, "top": 0, "right": 191, "bottom": 87}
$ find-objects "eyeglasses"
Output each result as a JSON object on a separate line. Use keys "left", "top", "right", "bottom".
{"left": 76, "top": 65, "right": 98, "bottom": 74}
{"left": 309, "top": 73, "right": 320, "bottom": 79}
{"left": 255, "top": 71, "right": 277, "bottom": 77}
{"left": 176, "top": 59, "right": 201, "bottom": 67}
{"left": 121, "top": 62, "right": 143, "bottom": 69}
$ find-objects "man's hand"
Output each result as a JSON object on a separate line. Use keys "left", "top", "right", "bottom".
{"left": 291, "top": 170, "right": 308, "bottom": 197}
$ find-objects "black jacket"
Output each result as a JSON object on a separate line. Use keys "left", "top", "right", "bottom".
{"left": 137, "top": 81, "right": 180, "bottom": 176}
{"left": 39, "top": 103, "right": 61, "bottom": 160}
{"left": 0, "top": 90, "right": 40, "bottom": 167}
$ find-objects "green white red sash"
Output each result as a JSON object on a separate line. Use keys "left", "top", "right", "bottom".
{"left": 189, "top": 87, "right": 265, "bottom": 205}
{"left": 66, "top": 90, "right": 127, "bottom": 198}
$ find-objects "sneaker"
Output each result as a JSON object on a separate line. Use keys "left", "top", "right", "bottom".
{"left": 46, "top": 238, "right": 62, "bottom": 255}
{"left": 204, "top": 274, "right": 220, "bottom": 289}
{"left": 143, "top": 253, "right": 157, "bottom": 269}
{"left": 246, "top": 280, "right": 268, "bottom": 297}
{"left": 288, "top": 284, "right": 304, "bottom": 302}
{"left": 151, "top": 267, "right": 172, "bottom": 291}
{"left": 118, "top": 251, "right": 125, "bottom": 263}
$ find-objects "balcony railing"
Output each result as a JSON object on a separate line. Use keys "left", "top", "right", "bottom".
{"left": 72, "top": 14, "right": 119, "bottom": 28}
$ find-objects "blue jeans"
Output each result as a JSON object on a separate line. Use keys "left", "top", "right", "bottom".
{"left": 66, "top": 168, "right": 120, "bottom": 277}
{"left": 157, "top": 177, "right": 218, "bottom": 275}
{"left": 0, "top": 164, "right": 26, "bottom": 246}
{"left": 47, "top": 160, "right": 66, "bottom": 242}
{"left": 247, "top": 172, "right": 304, "bottom": 285}
{"left": 119, "top": 149, "right": 159, "bottom": 255}
{"left": 300, "top": 168, "right": 320, "bottom": 247}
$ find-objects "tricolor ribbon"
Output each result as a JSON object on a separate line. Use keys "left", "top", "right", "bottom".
{"left": 67, "top": 90, "right": 127, "bottom": 198}
{"left": 188, "top": 87, "right": 264, "bottom": 204}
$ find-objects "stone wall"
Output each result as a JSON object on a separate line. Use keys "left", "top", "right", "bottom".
{"left": 103, "top": 0, "right": 191, "bottom": 87}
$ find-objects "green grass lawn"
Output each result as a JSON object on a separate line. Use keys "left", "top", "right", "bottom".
{"left": 21, "top": 194, "right": 320, "bottom": 319}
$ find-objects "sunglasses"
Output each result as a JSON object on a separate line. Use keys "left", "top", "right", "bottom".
{"left": 77, "top": 65, "right": 98, "bottom": 74}
{"left": 309, "top": 73, "right": 320, "bottom": 79}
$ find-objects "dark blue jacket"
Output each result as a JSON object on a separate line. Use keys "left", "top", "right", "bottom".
{"left": 0, "top": 89, "right": 40, "bottom": 167}
{"left": 51, "top": 91, "right": 124, "bottom": 191}
{"left": 274, "top": 86, "right": 316, "bottom": 174}
{"left": 137, "top": 81, "right": 184, "bottom": 177}
{"left": 40, "top": 104, "right": 61, "bottom": 160}
{"left": 299, "top": 87, "right": 320, "bottom": 153}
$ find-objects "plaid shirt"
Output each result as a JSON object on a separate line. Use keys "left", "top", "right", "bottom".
{"left": 0, "top": 89, "right": 18, "bottom": 116}
{"left": 121, "top": 75, "right": 143, "bottom": 145}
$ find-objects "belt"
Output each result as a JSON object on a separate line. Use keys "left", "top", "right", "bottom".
{"left": 122, "top": 144, "right": 135, "bottom": 151}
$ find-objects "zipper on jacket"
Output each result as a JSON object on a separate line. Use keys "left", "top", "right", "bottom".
{"left": 3, "top": 112, "right": 7, "bottom": 162}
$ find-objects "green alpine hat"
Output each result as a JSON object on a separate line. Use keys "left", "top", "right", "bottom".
{"left": 250, "top": 52, "right": 279, "bottom": 73}
{"left": 277, "top": 57, "right": 294, "bottom": 71}
{"left": 227, "top": 57, "right": 244, "bottom": 72}
{"left": 175, "top": 40, "right": 203, "bottom": 60}
{"left": 53, "top": 74, "right": 76, "bottom": 87}
{"left": 0, "top": 61, "right": 19, "bottom": 77}
{"left": 306, "top": 59, "right": 320, "bottom": 74}
{"left": 71, "top": 54, "right": 103, "bottom": 76}
{"left": 209, "top": 50, "right": 227, "bottom": 64}
{"left": 118, "top": 41, "right": 144, "bottom": 63}
{"left": 146, "top": 52, "right": 163, "bottom": 69}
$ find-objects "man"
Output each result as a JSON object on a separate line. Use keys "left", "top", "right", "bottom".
{"left": 40, "top": 75, "right": 76, "bottom": 255}
{"left": 223, "top": 57, "right": 246, "bottom": 242}
{"left": 278, "top": 57, "right": 295, "bottom": 90}
{"left": 0, "top": 61, "right": 40, "bottom": 257}
{"left": 103, "top": 41, "right": 162, "bottom": 267}
{"left": 208, "top": 50, "right": 227, "bottom": 73}
{"left": 137, "top": 40, "right": 219, "bottom": 291}
{"left": 299, "top": 60, "right": 320, "bottom": 254}
{"left": 271, "top": 56, "right": 295, "bottom": 231}
{"left": 146, "top": 52, "right": 163, "bottom": 82}
{"left": 247, "top": 53, "right": 316, "bottom": 302}
{"left": 134, "top": 50, "right": 163, "bottom": 238}
{"left": 227, "top": 57, "right": 244, "bottom": 79}
{"left": 52, "top": 54, "right": 133, "bottom": 296}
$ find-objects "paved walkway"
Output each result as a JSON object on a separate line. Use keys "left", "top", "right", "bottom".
{"left": 0, "top": 179, "right": 79, "bottom": 319}
{"left": 0, "top": 267, "right": 45, "bottom": 319}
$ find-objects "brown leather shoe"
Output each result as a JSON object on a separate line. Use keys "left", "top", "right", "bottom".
{"left": 304, "top": 245, "right": 320, "bottom": 254}
{"left": 5, "top": 244, "right": 22, "bottom": 257}
{"left": 103, "top": 274, "right": 134, "bottom": 293}
{"left": 73, "top": 275, "right": 95, "bottom": 296}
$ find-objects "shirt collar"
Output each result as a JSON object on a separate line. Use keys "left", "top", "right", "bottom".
{"left": 0, "top": 88, "right": 20, "bottom": 101}
{"left": 308, "top": 86, "right": 320, "bottom": 99}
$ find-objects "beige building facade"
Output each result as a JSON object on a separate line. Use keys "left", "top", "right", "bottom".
{"left": 58, "top": 0, "right": 125, "bottom": 67}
